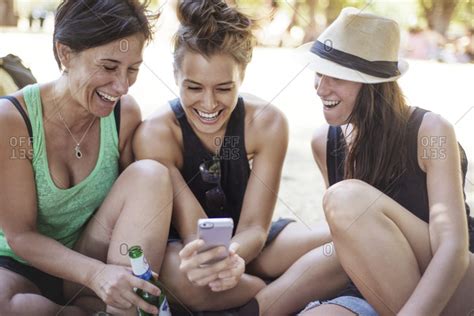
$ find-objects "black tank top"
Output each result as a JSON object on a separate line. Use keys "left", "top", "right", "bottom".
{"left": 326, "top": 107, "right": 473, "bottom": 250}
{"left": 327, "top": 107, "right": 474, "bottom": 299}
{"left": 169, "top": 98, "right": 250, "bottom": 239}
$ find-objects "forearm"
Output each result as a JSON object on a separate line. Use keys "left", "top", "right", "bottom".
{"left": 231, "top": 226, "right": 267, "bottom": 263}
{"left": 10, "top": 231, "right": 104, "bottom": 287}
{"left": 399, "top": 243, "right": 469, "bottom": 315}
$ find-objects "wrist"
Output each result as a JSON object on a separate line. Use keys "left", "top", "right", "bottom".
{"left": 82, "top": 259, "right": 106, "bottom": 287}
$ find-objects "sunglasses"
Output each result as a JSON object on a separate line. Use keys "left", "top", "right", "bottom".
{"left": 199, "top": 156, "right": 226, "bottom": 212}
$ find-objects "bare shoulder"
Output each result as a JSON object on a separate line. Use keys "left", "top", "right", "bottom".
{"left": 242, "top": 93, "right": 288, "bottom": 137}
{"left": 0, "top": 92, "right": 30, "bottom": 142}
{"left": 133, "top": 102, "right": 182, "bottom": 166}
{"left": 418, "top": 111, "right": 458, "bottom": 171}
{"left": 119, "top": 94, "right": 142, "bottom": 133}
{"left": 418, "top": 111, "right": 455, "bottom": 136}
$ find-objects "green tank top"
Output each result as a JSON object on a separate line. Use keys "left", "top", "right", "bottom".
{"left": 0, "top": 84, "right": 120, "bottom": 263}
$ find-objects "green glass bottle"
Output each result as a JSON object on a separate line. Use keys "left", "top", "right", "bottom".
{"left": 128, "top": 245, "right": 171, "bottom": 316}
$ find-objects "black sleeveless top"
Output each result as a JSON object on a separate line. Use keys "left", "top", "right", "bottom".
{"left": 169, "top": 98, "right": 250, "bottom": 239}
{"left": 326, "top": 107, "right": 473, "bottom": 250}
{"left": 327, "top": 107, "right": 474, "bottom": 299}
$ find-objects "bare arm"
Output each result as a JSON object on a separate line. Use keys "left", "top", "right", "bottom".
{"left": 0, "top": 99, "right": 102, "bottom": 287}
{"left": 117, "top": 95, "right": 142, "bottom": 171}
{"left": 233, "top": 102, "right": 289, "bottom": 263}
{"left": 311, "top": 124, "right": 330, "bottom": 189}
{"left": 399, "top": 113, "right": 470, "bottom": 315}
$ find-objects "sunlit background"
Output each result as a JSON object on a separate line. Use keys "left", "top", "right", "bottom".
{"left": 1, "top": 0, "right": 473, "bottom": 225}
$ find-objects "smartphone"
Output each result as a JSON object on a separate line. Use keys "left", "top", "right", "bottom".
{"left": 197, "top": 218, "right": 234, "bottom": 264}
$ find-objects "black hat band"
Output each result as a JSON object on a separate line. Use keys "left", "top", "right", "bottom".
{"left": 310, "top": 41, "right": 400, "bottom": 78}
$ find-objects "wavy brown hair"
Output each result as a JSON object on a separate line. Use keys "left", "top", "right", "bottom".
{"left": 173, "top": 0, "right": 256, "bottom": 72}
{"left": 344, "top": 81, "right": 411, "bottom": 191}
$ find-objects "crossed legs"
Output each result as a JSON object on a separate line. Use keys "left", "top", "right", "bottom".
{"left": 306, "top": 179, "right": 474, "bottom": 316}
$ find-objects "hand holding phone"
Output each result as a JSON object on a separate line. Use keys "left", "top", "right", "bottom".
{"left": 197, "top": 218, "right": 233, "bottom": 264}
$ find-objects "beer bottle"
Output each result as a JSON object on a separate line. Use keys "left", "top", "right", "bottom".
{"left": 128, "top": 245, "right": 171, "bottom": 316}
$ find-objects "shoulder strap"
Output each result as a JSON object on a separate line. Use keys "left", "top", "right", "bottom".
{"left": 326, "top": 126, "right": 345, "bottom": 185}
{"left": 114, "top": 100, "right": 121, "bottom": 138}
{"left": 0, "top": 96, "right": 33, "bottom": 138}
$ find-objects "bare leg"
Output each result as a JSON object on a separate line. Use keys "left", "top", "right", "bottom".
{"left": 0, "top": 268, "right": 86, "bottom": 316}
{"left": 160, "top": 241, "right": 266, "bottom": 312}
{"left": 323, "top": 179, "right": 474, "bottom": 315}
{"left": 63, "top": 160, "right": 173, "bottom": 314}
{"left": 250, "top": 222, "right": 349, "bottom": 315}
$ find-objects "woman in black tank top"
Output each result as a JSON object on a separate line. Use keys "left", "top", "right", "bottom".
{"left": 300, "top": 8, "right": 474, "bottom": 316}
{"left": 133, "top": 1, "right": 347, "bottom": 315}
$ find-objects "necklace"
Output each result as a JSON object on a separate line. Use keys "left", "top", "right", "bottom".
{"left": 57, "top": 110, "right": 96, "bottom": 159}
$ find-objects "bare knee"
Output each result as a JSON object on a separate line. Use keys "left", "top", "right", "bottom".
{"left": 323, "top": 179, "right": 373, "bottom": 233}
{"left": 125, "top": 159, "right": 171, "bottom": 187}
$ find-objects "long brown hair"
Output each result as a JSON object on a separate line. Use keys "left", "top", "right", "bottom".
{"left": 344, "top": 81, "right": 411, "bottom": 191}
{"left": 173, "top": 0, "right": 255, "bottom": 72}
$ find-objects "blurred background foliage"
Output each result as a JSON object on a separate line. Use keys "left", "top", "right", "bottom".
{"left": 1, "top": 0, "right": 473, "bottom": 62}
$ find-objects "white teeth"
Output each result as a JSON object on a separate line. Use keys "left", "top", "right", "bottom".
{"left": 97, "top": 90, "right": 119, "bottom": 102}
{"left": 322, "top": 100, "right": 341, "bottom": 107}
{"left": 197, "top": 110, "right": 219, "bottom": 120}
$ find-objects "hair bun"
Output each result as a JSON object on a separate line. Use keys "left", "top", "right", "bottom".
{"left": 174, "top": 0, "right": 255, "bottom": 68}
{"left": 178, "top": 0, "right": 227, "bottom": 37}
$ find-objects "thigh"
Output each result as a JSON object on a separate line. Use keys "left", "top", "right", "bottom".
{"left": 0, "top": 267, "right": 41, "bottom": 300}
{"left": 330, "top": 180, "right": 433, "bottom": 273}
{"left": 248, "top": 221, "right": 332, "bottom": 278}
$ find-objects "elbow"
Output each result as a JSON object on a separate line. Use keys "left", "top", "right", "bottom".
{"left": 6, "top": 233, "right": 24, "bottom": 255}
{"left": 5, "top": 230, "right": 34, "bottom": 258}
{"left": 438, "top": 239, "right": 470, "bottom": 272}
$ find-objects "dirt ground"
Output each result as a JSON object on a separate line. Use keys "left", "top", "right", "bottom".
{"left": 1, "top": 29, "right": 473, "bottom": 229}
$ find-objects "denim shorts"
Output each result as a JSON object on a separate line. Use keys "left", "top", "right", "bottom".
{"left": 299, "top": 296, "right": 378, "bottom": 316}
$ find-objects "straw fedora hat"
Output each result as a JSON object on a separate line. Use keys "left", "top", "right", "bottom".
{"left": 299, "top": 7, "right": 408, "bottom": 83}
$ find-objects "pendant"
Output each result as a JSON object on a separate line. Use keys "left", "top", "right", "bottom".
{"left": 75, "top": 145, "right": 83, "bottom": 159}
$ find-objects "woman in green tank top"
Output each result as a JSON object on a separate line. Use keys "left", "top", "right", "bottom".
{"left": 0, "top": 1, "right": 171, "bottom": 315}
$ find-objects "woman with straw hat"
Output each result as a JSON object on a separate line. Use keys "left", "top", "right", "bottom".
{"left": 299, "top": 7, "right": 474, "bottom": 316}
